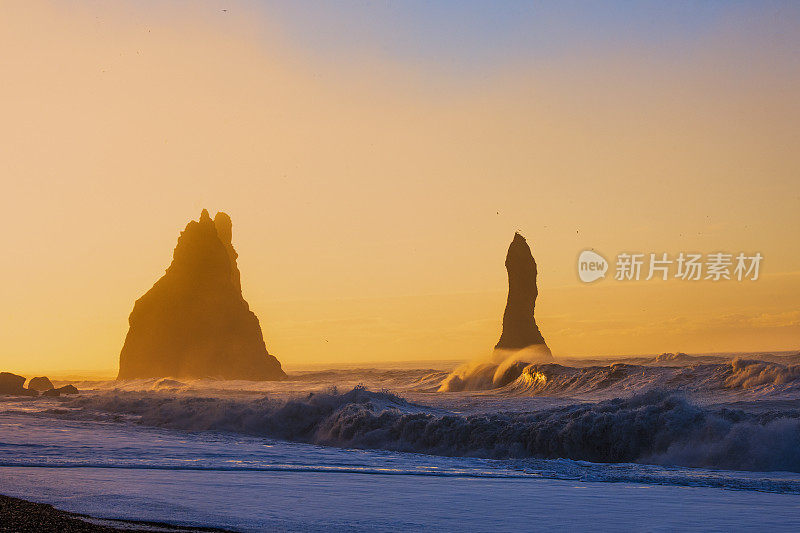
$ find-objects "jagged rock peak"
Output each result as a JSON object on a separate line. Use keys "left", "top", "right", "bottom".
{"left": 213, "top": 211, "right": 240, "bottom": 291}
{"left": 495, "top": 232, "right": 551, "bottom": 355}
{"left": 117, "top": 210, "right": 285, "bottom": 380}
{"left": 213, "top": 212, "right": 233, "bottom": 244}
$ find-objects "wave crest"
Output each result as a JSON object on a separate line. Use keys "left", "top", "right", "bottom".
{"left": 61, "top": 387, "right": 800, "bottom": 472}
{"left": 441, "top": 353, "right": 800, "bottom": 398}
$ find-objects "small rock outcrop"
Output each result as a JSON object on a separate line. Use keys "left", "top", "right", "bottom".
{"left": 495, "top": 233, "right": 551, "bottom": 355}
{"left": 0, "top": 372, "right": 25, "bottom": 392}
{"left": 28, "top": 376, "right": 54, "bottom": 392}
{"left": 0, "top": 372, "right": 38, "bottom": 396}
{"left": 42, "top": 385, "right": 79, "bottom": 397}
{"left": 117, "top": 210, "right": 286, "bottom": 380}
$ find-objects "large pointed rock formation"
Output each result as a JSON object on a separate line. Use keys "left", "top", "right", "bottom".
{"left": 438, "top": 233, "right": 552, "bottom": 392}
{"left": 117, "top": 210, "right": 285, "bottom": 380}
{"left": 495, "top": 233, "right": 551, "bottom": 355}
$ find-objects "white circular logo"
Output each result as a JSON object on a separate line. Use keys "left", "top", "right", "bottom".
{"left": 578, "top": 250, "right": 608, "bottom": 283}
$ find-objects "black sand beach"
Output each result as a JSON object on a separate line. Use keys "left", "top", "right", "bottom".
{"left": 0, "top": 494, "right": 230, "bottom": 533}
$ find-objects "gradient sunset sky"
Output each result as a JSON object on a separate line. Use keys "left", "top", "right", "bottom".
{"left": 2, "top": 1, "right": 799, "bottom": 375}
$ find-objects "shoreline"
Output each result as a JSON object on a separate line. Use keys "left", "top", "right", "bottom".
{"left": 0, "top": 494, "right": 231, "bottom": 533}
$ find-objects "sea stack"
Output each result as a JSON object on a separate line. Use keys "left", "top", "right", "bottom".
{"left": 495, "top": 233, "right": 551, "bottom": 356}
{"left": 117, "top": 210, "right": 285, "bottom": 380}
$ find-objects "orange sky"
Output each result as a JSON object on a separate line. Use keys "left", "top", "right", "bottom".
{"left": 1, "top": 1, "right": 798, "bottom": 375}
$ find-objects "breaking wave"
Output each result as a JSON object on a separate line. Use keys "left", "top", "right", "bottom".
{"left": 441, "top": 354, "right": 800, "bottom": 398}
{"left": 439, "top": 347, "right": 552, "bottom": 392}
{"left": 59, "top": 387, "right": 800, "bottom": 473}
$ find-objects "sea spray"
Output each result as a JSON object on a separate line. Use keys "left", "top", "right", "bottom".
{"left": 441, "top": 356, "right": 800, "bottom": 396}
{"left": 59, "top": 387, "right": 800, "bottom": 472}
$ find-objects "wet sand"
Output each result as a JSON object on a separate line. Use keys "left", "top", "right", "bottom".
{"left": 0, "top": 494, "right": 229, "bottom": 533}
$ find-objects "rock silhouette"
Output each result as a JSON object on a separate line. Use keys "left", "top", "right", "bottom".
{"left": 28, "top": 376, "right": 54, "bottom": 392}
{"left": 117, "top": 210, "right": 285, "bottom": 380}
{"left": 42, "top": 385, "right": 79, "bottom": 397}
{"left": 438, "top": 233, "right": 552, "bottom": 392}
{"left": 0, "top": 372, "right": 37, "bottom": 396}
{"left": 495, "top": 233, "right": 551, "bottom": 354}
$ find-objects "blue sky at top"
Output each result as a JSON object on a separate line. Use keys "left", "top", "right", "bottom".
{"left": 254, "top": 1, "right": 797, "bottom": 76}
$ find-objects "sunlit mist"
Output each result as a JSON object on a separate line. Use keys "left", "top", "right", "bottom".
{"left": 1, "top": 1, "right": 798, "bottom": 374}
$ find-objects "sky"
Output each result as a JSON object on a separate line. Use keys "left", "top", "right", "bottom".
{"left": 1, "top": 1, "right": 799, "bottom": 375}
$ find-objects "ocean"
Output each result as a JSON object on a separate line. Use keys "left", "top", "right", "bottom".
{"left": 2, "top": 352, "right": 800, "bottom": 531}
